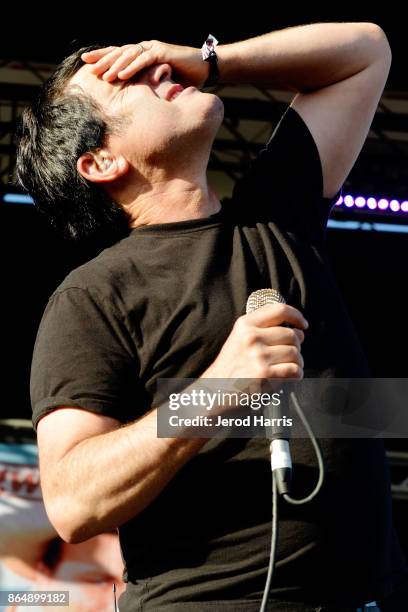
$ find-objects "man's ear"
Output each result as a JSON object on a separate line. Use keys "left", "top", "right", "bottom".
{"left": 76, "top": 151, "right": 129, "bottom": 184}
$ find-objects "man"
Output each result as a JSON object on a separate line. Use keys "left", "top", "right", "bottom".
{"left": 16, "top": 23, "right": 407, "bottom": 611}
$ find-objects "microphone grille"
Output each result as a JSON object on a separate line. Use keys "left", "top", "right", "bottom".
{"left": 246, "top": 288, "right": 286, "bottom": 314}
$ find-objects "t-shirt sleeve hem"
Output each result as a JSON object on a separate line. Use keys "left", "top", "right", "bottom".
{"left": 32, "top": 397, "right": 134, "bottom": 431}
{"left": 287, "top": 107, "right": 344, "bottom": 226}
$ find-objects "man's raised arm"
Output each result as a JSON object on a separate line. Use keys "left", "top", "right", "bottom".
{"left": 83, "top": 23, "right": 391, "bottom": 200}
{"left": 216, "top": 23, "right": 392, "bottom": 199}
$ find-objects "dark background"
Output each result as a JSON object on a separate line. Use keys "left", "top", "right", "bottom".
{"left": 1, "top": 7, "right": 408, "bottom": 550}
{"left": 0, "top": 8, "right": 407, "bottom": 89}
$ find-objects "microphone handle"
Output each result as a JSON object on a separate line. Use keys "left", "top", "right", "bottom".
{"left": 266, "top": 389, "right": 292, "bottom": 496}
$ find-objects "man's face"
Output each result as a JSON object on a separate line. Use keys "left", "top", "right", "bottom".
{"left": 67, "top": 61, "right": 224, "bottom": 167}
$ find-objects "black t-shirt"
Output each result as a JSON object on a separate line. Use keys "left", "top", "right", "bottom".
{"left": 31, "top": 107, "right": 408, "bottom": 611}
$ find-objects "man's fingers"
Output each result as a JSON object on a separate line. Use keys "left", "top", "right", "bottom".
{"left": 268, "top": 363, "right": 304, "bottom": 380}
{"left": 102, "top": 49, "right": 140, "bottom": 82}
{"left": 266, "top": 345, "right": 304, "bottom": 368}
{"left": 81, "top": 47, "right": 116, "bottom": 63}
{"left": 117, "top": 52, "right": 155, "bottom": 79}
{"left": 90, "top": 48, "right": 123, "bottom": 75}
{"left": 260, "top": 327, "right": 305, "bottom": 348}
{"left": 246, "top": 303, "right": 308, "bottom": 330}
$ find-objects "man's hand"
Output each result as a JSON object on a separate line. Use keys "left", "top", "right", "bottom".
{"left": 81, "top": 41, "right": 209, "bottom": 88}
{"left": 203, "top": 303, "right": 308, "bottom": 381}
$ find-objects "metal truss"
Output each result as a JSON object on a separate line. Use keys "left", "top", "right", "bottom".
{"left": 0, "top": 59, "right": 51, "bottom": 189}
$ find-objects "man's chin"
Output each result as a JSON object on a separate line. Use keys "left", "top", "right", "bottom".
{"left": 209, "top": 95, "right": 225, "bottom": 124}
{"left": 201, "top": 93, "right": 224, "bottom": 119}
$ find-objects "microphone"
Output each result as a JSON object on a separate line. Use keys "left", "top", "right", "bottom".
{"left": 246, "top": 289, "right": 293, "bottom": 495}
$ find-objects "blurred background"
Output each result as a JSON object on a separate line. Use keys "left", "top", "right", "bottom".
{"left": 0, "top": 8, "right": 407, "bottom": 601}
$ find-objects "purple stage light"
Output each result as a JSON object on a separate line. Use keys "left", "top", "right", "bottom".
{"left": 378, "top": 198, "right": 389, "bottom": 210}
{"left": 333, "top": 194, "right": 408, "bottom": 214}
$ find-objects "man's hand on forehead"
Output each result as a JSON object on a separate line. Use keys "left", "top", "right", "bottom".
{"left": 81, "top": 40, "right": 210, "bottom": 89}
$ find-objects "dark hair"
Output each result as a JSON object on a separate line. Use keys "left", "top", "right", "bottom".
{"left": 15, "top": 45, "right": 130, "bottom": 248}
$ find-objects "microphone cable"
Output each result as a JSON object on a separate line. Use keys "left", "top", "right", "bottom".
{"left": 259, "top": 470, "right": 279, "bottom": 612}
{"left": 244, "top": 288, "right": 325, "bottom": 611}
{"left": 259, "top": 390, "right": 325, "bottom": 612}
{"left": 283, "top": 391, "right": 325, "bottom": 505}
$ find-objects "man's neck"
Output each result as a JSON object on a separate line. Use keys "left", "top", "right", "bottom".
{"left": 126, "top": 179, "right": 221, "bottom": 228}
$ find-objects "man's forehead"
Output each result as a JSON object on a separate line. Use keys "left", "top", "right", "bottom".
{"left": 67, "top": 63, "right": 122, "bottom": 104}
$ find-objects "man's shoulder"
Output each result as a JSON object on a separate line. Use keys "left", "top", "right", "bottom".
{"left": 52, "top": 234, "right": 137, "bottom": 305}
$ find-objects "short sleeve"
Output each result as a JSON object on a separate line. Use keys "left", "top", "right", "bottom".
{"left": 30, "top": 287, "right": 147, "bottom": 431}
{"left": 230, "top": 105, "right": 342, "bottom": 236}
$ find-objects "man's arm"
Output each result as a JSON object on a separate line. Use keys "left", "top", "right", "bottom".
{"left": 216, "top": 23, "right": 391, "bottom": 199}
{"left": 37, "top": 407, "right": 208, "bottom": 544}
{"left": 83, "top": 23, "right": 391, "bottom": 200}
{"left": 37, "top": 303, "right": 306, "bottom": 544}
